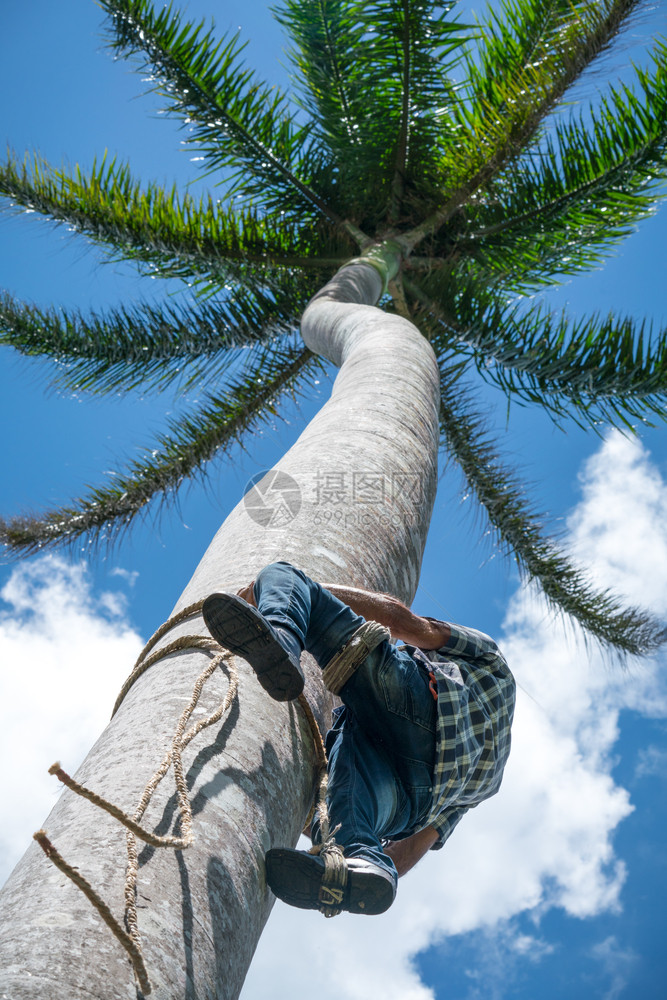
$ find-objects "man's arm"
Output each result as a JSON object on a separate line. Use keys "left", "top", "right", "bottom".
{"left": 383, "top": 826, "right": 439, "bottom": 877}
{"left": 322, "top": 583, "right": 450, "bottom": 649}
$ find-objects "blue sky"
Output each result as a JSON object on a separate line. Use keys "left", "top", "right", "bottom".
{"left": 1, "top": 2, "right": 666, "bottom": 998}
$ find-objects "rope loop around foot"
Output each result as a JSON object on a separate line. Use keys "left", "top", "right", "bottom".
{"left": 317, "top": 840, "right": 348, "bottom": 917}
{"left": 306, "top": 763, "right": 348, "bottom": 918}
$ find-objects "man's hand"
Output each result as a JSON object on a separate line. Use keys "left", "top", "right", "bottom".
{"left": 383, "top": 826, "right": 439, "bottom": 877}
{"left": 236, "top": 582, "right": 256, "bottom": 606}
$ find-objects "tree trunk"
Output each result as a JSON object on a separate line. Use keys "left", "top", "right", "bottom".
{"left": 0, "top": 260, "right": 440, "bottom": 999}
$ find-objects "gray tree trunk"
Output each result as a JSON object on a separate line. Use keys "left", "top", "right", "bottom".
{"left": 0, "top": 261, "right": 440, "bottom": 999}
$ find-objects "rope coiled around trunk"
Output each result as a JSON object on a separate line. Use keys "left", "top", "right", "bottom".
{"left": 34, "top": 600, "right": 329, "bottom": 995}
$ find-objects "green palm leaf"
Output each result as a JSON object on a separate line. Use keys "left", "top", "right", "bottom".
{"left": 465, "top": 0, "right": 638, "bottom": 116}
{"left": 0, "top": 344, "right": 317, "bottom": 554}
{"left": 0, "top": 287, "right": 313, "bottom": 394}
{"left": 439, "top": 363, "right": 665, "bottom": 655}
{"left": 474, "top": 311, "right": 667, "bottom": 431}
{"left": 277, "top": 0, "right": 468, "bottom": 227}
{"left": 0, "top": 152, "right": 353, "bottom": 284}
{"left": 455, "top": 45, "right": 667, "bottom": 285}
{"left": 99, "top": 0, "right": 341, "bottom": 224}
{"left": 405, "top": 0, "right": 642, "bottom": 246}
{"left": 407, "top": 271, "right": 667, "bottom": 430}
{"left": 360, "top": 0, "right": 469, "bottom": 224}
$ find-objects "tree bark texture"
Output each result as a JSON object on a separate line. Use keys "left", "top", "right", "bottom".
{"left": 0, "top": 262, "right": 440, "bottom": 999}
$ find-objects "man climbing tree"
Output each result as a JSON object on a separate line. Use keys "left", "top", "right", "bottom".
{"left": 203, "top": 561, "right": 515, "bottom": 917}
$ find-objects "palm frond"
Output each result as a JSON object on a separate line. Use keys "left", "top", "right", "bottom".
{"left": 276, "top": 0, "right": 468, "bottom": 228}
{"left": 478, "top": 314, "right": 667, "bottom": 432}
{"left": 465, "top": 0, "right": 636, "bottom": 113}
{"left": 454, "top": 44, "right": 667, "bottom": 285}
{"left": 0, "top": 345, "right": 317, "bottom": 555}
{"left": 408, "top": 270, "right": 667, "bottom": 430}
{"left": 405, "top": 0, "right": 643, "bottom": 246}
{"left": 275, "top": 1, "right": 368, "bottom": 154}
{"left": 99, "top": 0, "right": 341, "bottom": 224}
{"left": 362, "top": 0, "right": 468, "bottom": 224}
{"left": 0, "top": 151, "right": 354, "bottom": 285}
{"left": 439, "top": 362, "right": 666, "bottom": 655}
{"left": 0, "top": 285, "right": 314, "bottom": 394}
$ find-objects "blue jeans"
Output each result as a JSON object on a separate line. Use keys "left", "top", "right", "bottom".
{"left": 253, "top": 562, "right": 437, "bottom": 887}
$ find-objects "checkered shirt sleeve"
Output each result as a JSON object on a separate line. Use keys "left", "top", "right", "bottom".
{"left": 424, "top": 621, "right": 515, "bottom": 850}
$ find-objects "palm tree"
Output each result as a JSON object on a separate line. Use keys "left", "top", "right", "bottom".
{"left": 2, "top": 0, "right": 666, "bottom": 653}
{"left": 0, "top": 0, "right": 666, "bottom": 996}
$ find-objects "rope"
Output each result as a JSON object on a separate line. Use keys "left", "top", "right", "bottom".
{"left": 307, "top": 768, "right": 349, "bottom": 917}
{"left": 317, "top": 840, "right": 348, "bottom": 917}
{"left": 33, "top": 829, "right": 151, "bottom": 997}
{"left": 34, "top": 599, "right": 344, "bottom": 991}
{"left": 321, "top": 620, "right": 390, "bottom": 694}
{"left": 35, "top": 601, "right": 239, "bottom": 995}
{"left": 112, "top": 601, "right": 212, "bottom": 718}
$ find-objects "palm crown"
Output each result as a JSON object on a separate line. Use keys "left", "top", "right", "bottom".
{"left": 1, "top": 0, "right": 666, "bottom": 656}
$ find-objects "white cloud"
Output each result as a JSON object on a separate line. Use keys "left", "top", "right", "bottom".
{"left": 241, "top": 431, "right": 667, "bottom": 1000}
{"left": 0, "top": 556, "right": 143, "bottom": 885}
{"left": 512, "top": 932, "right": 555, "bottom": 961}
{"left": 568, "top": 431, "right": 667, "bottom": 609}
{"left": 109, "top": 566, "right": 140, "bottom": 588}
{"left": 590, "top": 935, "right": 639, "bottom": 1000}
{"left": 634, "top": 742, "right": 667, "bottom": 780}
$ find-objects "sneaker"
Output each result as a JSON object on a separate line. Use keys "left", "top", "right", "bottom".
{"left": 265, "top": 847, "right": 396, "bottom": 915}
{"left": 202, "top": 593, "right": 305, "bottom": 701}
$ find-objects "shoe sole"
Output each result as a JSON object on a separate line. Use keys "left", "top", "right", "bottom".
{"left": 202, "top": 593, "right": 304, "bottom": 701}
{"left": 265, "top": 849, "right": 394, "bottom": 915}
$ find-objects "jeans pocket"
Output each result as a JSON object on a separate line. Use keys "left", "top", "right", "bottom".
{"left": 379, "top": 654, "right": 435, "bottom": 730}
{"left": 324, "top": 705, "right": 348, "bottom": 756}
{"left": 412, "top": 783, "right": 435, "bottom": 828}
{"left": 390, "top": 758, "right": 434, "bottom": 833}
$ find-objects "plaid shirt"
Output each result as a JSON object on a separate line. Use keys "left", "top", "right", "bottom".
{"left": 407, "top": 621, "right": 515, "bottom": 849}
